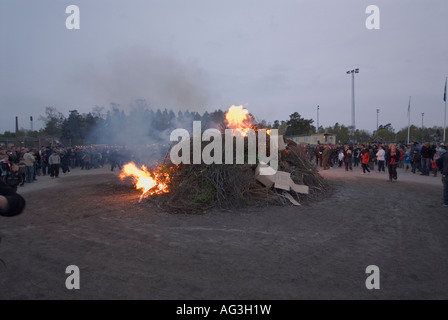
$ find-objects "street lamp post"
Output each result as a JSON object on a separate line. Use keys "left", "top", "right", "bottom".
{"left": 421, "top": 113, "right": 425, "bottom": 142}
{"left": 376, "top": 109, "right": 380, "bottom": 132}
{"left": 346, "top": 68, "right": 360, "bottom": 134}
{"left": 317, "top": 105, "right": 320, "bottom": 133}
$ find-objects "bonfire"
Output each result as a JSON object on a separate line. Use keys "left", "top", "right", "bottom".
{"left": 119, "top": 105, "right": 328, "bottom": 213}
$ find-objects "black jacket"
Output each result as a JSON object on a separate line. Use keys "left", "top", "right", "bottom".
{"left": 437, "top": 151, "right": 448, "bottom": 176}
{"left": 386, "top": 150, "right": 400, "bottom": 165}
{"left": 421, "top": 145, "right": 434, "bottom": 159}
{"left": 0, "top": 179, "right": 26, "bottom": 217}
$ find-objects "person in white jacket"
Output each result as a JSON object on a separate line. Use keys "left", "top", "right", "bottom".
{"left": 376, "top": 145, "right": 386, "bottom": 173}
{"left": 48, "top": 151, "right": 61, "bottom": 178}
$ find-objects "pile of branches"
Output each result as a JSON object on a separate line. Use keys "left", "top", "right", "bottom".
{"left": 280, "top": 138, "right": 329, "bottom": 201}
{"left": 143, "top": 135, "right": 329, "bottom": 213}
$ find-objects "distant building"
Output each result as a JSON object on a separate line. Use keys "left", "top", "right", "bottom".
{"left": 288, "top": 133, "right": 337, "bottom": 145}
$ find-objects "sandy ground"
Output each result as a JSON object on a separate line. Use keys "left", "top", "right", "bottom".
{"left": 1, "top": 164, "right": 448, "bottom": 300}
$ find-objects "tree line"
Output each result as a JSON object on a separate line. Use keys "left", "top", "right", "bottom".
{"left": 1, "top": 101, "right": 444, "bottom": 145}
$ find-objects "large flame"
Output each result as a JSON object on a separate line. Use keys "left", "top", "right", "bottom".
{"left": 225, "top": 105, "right": 253, "bottom": 136}
{"left": 119, "top": 162, "right": 169, "bottom": 201}
{"left": 225, "top": 105, "right": 271, "bottom": 136}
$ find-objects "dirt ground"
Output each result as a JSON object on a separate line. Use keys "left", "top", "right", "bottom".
{"left": 1, "top": 165, "right": 448, "bottom": 300}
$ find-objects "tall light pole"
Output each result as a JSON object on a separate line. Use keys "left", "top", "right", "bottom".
{"left": 346, "top": 68, "right": 360, "bottom": 134}
{"left": 444, "top": 77, "right": 447, "bottom": 143}
{"left": 376, "top": 109, "right": 380, "bottom": 132}
{"left": 407, "top": 96, "right": 411, "bottom": 145}
{"left": 421, "top": 113, "right": 425, "bottom": 142}
{"left": 317, "top": 105, "right": 320, "bottom": 133}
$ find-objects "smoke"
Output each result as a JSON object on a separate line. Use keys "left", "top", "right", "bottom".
{"left": 74, "top": 47, "right": 211, "bottom": 113}
{"left": 71, "top": 47, "right": 214, "bottom": 165}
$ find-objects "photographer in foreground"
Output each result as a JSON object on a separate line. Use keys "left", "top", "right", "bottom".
{"left": 0, "top": 164, "right": 26, "bottom": 217}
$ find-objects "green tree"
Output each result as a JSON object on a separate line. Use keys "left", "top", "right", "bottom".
{"left": 373, "top": 123, "right": 395, "bottom": 142}
{"left": 353, "top": 129, "right": 372, "bottom": 143}
{"left": 284, "top": 112, "right": 315, "bottom": 136}
{"left": 38, "top": 107, "right": 65, "bottom": 137}
{"left": 323, "top": 123, "right": 350, "bottom": 143}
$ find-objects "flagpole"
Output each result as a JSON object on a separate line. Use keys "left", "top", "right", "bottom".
{"left": 407, "top": 96, "right": 411, "bottom": 145}
{"left": 444, "top": 77, "right": 447, "bottom": 143}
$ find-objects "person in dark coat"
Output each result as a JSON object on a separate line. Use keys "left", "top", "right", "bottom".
{"left": 344, "top": 146, "right": 353, "bottom": 171}
{"left": 437, "top": 146, "right": 448, "bottom": 206}
{"left": 0, "top": 171, "right": 26, "bottom": 217}
{"left": 420, "top": 142, "right": 434, "bottom": 176}
{"left": 60, "top": 153, "right": 71, "bottom": 174}
{"left": 386, "top": 144, "right": 401, "bottom": 182}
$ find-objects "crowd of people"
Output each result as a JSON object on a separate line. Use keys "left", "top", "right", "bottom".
{"left": 301, "top": 141, "right": 447, "bottom": 182}
{"left": 0, "top": 145, "right": 138, "bottom": 190}
{"left": 2, "top": 139, "right": 448, "bottom": 215}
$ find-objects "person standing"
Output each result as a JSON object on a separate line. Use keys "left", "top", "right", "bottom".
{"left": 48, "top": 151, "right": 61, "bottom": 178}
{"left": 344, "top": 147, "right": 353, "bottom": 171}
{"left": 376, "top": 145, "right": 386, "bottom": 173}
{"left": 361, "top": 148, "right": 371, "bottom": 174}
{"left": 22, "top": 149, "right": 35, "bottom": 183}
{"left": 338, "top": 149, "right": 344, "bottom": 167}
{"left": 35, "top": 150, "right": 41, "bottom": 177}
{"left": 40, "top": 147, "right": 49, "bottom": 176}
{"left": 17, "top": 158, "right": 26, "bottom": 187}
{"left": 60, "top": 153, "right": 71, "bottom": 174}
{"left": 439, "top": 147, "right": 448, "bottom": 206}
{"left": 420, "top": 142, "right": 433, "bottom": 176}
{"left": 432, "top": 152, "right": 440, "bottom": 177}
{"left": 314, "top": 146, "right": 320, "bottom": 167}
{"left": 404, "top": 148, "right": 412, "bottom": 172}
{"left": 387, "top": 144, "right": 400, "bottom": 182}
{"left": 0, "top": 177, "right": 26, "bottom": 217}
{"left": 110, "top": 149, "right": 122, "bottom": 172}
{"left": 322, "top": 145, "right": 331, "bottom": 170}
{"left": 83, "top": 150, "right": 91, "bottom": 170}
{"left": 411, "top": 149, "right": 421, "bottom": 174}
{"left": 436, "top": 143, "right": 446, "bottom": 157}
{"left": 353, "top": 146, "right": 361, "bottom": 167}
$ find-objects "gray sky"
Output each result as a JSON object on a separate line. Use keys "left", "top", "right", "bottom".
{"left": 1, "top": 0, "right": 448, "bottom": 133}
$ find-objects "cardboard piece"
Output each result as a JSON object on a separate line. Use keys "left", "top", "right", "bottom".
{"left": 255, "top": 163, "right": 310, "bottom": 195}
{"left": 274, "top": 171, "right": 292, "bottom": 191}
{"left": 283, "top": 192, "right": 301, "bottom": 206}
{"left": 290, "top": 183, "right": 309, "bottom": 195}
{"left": 255, "top": 163, "right": 276, "bottom": 188}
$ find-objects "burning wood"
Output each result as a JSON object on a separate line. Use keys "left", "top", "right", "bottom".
{"left": 118, "top": 105, "right": 328, "bottom": 211}
{"left": 119, "top": 162, "right": 170, "bottom": 202}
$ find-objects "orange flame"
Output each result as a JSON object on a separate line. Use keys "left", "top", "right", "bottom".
{"left": 225, "top": 105, "right": 271, "bottom": 136}
{"left": 119, "top": 162, "right": 169, "bottom": 200}
{"left": 225, "top": 105, "right": 253, "bottom": 136}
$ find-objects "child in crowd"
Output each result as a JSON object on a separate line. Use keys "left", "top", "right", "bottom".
{"left": 432, "top": 152, "right": 440, "bottom": 177}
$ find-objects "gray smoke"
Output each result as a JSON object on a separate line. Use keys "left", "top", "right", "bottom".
{"left": 74, "top": 47, "right": 210, "bottom": 113}
{"left": 72, "top": 47, "right": 213, "bottom": 165}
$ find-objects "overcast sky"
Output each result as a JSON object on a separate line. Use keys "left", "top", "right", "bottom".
{"left": 1, "top": 0, "right": 447, "bottom": 133}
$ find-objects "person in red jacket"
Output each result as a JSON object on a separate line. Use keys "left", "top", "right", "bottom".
{"left": 361, "top": 147, "right": 371, "bottom": 174}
